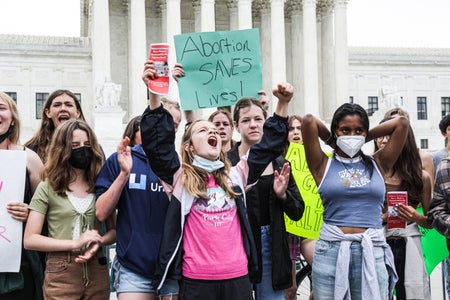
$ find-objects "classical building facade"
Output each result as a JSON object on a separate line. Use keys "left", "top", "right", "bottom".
{"left": 1, "top": 0, "right": 449, "bottom": 155}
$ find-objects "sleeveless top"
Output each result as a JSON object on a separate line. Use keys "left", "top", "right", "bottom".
{"left": 318, "top": 155, "right": 385, "bottom": 228}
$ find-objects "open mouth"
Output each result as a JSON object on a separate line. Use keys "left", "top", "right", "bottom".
{"left": 208, "top": 136, "right": 218, "bottom": 147}
{"left": 58, "top": 115, "right": 70, "bottom": 122}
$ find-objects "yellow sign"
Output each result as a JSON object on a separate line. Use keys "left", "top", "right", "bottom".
{"left": 284, "top": 142, "right": 329, "bottom": 239}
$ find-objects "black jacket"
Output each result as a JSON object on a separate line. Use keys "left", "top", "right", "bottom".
{"left": 141, "top": 105, "right": 291, "bottom": 289}
{"left": 228, "top": 143, "right": 305, "bottom": 291}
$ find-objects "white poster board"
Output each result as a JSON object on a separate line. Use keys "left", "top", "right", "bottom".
{"left": 0, "top": 150, "right": 26, "bottom": 272}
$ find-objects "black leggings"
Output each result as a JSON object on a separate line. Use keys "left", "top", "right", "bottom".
{"left": 387, "top": 238, "right": 406, "bottom": 300}
{"left": 180, "top": 274, "right": 253, "bottom": 300}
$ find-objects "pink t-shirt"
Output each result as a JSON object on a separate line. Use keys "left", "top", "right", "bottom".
{"left": 182, "top": 176, "right": 248, "bottom": 280}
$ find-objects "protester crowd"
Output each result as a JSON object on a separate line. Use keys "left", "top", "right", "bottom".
{"left": 2, "top": 56, "right": 450, "bottom": 300}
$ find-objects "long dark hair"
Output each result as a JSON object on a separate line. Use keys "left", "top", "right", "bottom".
{"left": 375, "top": 118, "right": 423, "bottom": 207}
{"left": 25, "top": 89, "right": 85, "bottom": 162}
{"left": 330, "top": 103, "right": 374, "bottom": 177}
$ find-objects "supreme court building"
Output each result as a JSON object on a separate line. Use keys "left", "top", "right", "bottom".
{"left": 1, "top": 0, "right": 450, "bottom": 155}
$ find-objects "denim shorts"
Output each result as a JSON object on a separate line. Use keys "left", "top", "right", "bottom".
{"left": 114, "top": 260, "right": 179, "bottom": 296}
{"left": 312, "top": 239, "right": 389, "bottom": 300}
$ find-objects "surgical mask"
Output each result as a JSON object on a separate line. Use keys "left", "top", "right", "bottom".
{"left": 336, "top": 135, "right": 365, "bottom": 158}
{"left": 69, "top": 146, "right": 93, "bottom": 170}
{"left": 192, "top": 155, "right": 224, "bottom": 173}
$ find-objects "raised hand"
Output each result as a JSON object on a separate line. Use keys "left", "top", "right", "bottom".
{"left": 273, "top": 162, "right": 291, "bottom": 200}
{"left": 117, "top": 137, "right": 132, "bottom": 175}
{"left": 141, "top": 60, "right": 158, "bottom": 85}
{"left": 272, "top": 82, "right": 294, "bottom": 104}
{"left": 172, "top": 63, "right": 185, "bottom": 82}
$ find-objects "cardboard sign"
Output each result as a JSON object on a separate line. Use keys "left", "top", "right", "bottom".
{"left": 174, "top": 28, "right": 262, "bottom": 110}
{"left": 0, "top": 150, "right": 26, "bottom": 272}
{"left": 387, "top": 191, "right": 408, "bottom": 229}
{"left": 148, "top": 43, "right": 170, "bottom": 95}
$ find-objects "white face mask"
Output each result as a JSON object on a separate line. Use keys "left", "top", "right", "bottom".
{"left": 336, "top": 135, "right": 366, "bottom": 158}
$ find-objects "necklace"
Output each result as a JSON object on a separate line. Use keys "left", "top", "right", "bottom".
{"left": 336, "top": 155, "right": 362, "bottom": 186}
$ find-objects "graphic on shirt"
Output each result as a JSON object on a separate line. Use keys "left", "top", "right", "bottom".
{"left": 338, "top": 167, "right": 370, "bottom": 188}
{"left": 129, "top": 173, "right": 147, "bottom": 190}
{"left": 193, "top": 186, "right": 235, "bottom": 227}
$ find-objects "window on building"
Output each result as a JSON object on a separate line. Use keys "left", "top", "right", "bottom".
{"left": 417, "top": 97, "right": 427, "bottom": 120}
{"left": 74, "top": 93, "right": 81, "bottom": 103}
{"left": 420, "top": 139, "right": 428, "bottom": 149}
{"left": 36, "top": 93, "right": 49, "bottom": 119}
{"left": 367, "top": 96, "right": 378, "bottom": 116}
{"left": 5, "top": 92, "right": 17, "bottom": 103}
{"left": 442, "top": 97, "right": 450, "bottom": 117}
{"left": 349, "top": 96, "right": 354, "bottom": 103}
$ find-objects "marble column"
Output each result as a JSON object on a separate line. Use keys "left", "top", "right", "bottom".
{"left": 227, "top": 0, "right": 239, "bottom": 30}
{"left": 271, "top": 0, "right": 286, "bottom": 84}
{"left": 201, "top": 0, "right": 216, "bottom": 31}
{"left": 163, "top": 0, "right": 181, "bottom": 95}
{"left": 334, "top": 0, "right": 349, "bottom": 107}
{"left": 92, "top": 0, "right": 125, "bottom": 157}
{"left": 91, "top": 0, "right": 111, "bottom": 90}
{"left": 128, "top": 0, "right": 147, "bottom": 116}
{"left": 320, "top": 0, "right": 335, "bottom": 122}
{"left": 259, "top": 1, "right": 272, "bottom": 95}
{"left": 238, "top": 0, "right": 253, "bottom": 29}
{"left": 302, "top": 0, "right": 319, "bottom": 116}
{"left": 289, "top": 0, "right": 304, "bottom": 116}
{"left": 193, "top": 0, "right": 216, "bottom": 119}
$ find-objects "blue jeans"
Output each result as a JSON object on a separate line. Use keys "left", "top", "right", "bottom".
{"left": 312, "top": 239, "right": 389, "bottom": 300}
{"left": 443, "top": 256, "right": 450, "bottom": 299}
{"left": 254, "top": 225, "right": 285, "bottom": 300}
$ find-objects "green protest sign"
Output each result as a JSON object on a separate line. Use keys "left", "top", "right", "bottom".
{"left": 284, "top": 142, "right": 328, "bottom": 239}
{"left": 417, "top": 207, "right": 449, "bottom": 275}
{"left": 174, "top": 28, "right": 262, "bottom": 110}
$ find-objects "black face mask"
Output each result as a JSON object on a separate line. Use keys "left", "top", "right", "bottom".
{"left": 0, "top": 125, "right": 13, "bottom": 144}
{"left": 69, "top": 146, "right": 93, "bottom": 170}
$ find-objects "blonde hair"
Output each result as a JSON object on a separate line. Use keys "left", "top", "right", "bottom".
{"left": 0, "top": 91, "right": 20, "bottom": 144}
{"left": 181, "top": 120, "right": 238, "bottom": 199}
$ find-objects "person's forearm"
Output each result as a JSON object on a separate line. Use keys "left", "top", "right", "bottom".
{"left": 96, "top": 171, "right": 128, "bottom": 222}
{"left": 149, "top": 90, "right": 161, "bottom": 110}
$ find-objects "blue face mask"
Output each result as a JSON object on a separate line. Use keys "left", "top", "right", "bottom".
{"left": 192, "top": 155, "right": 224, "bottom": 173}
